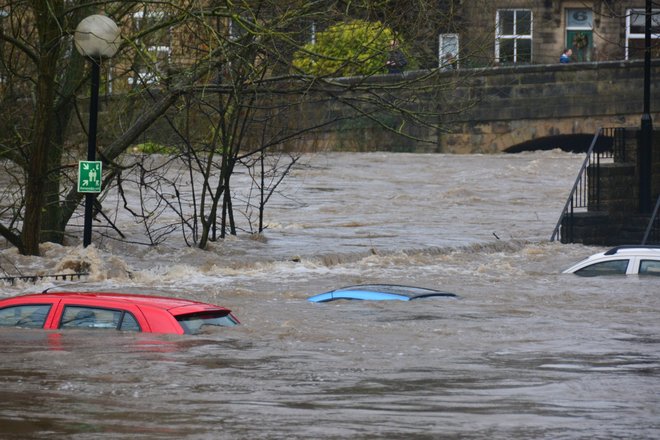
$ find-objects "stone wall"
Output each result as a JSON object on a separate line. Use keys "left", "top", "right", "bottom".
{"left": 437, "top": 59, "right": 660, "bottom": 153}
{"left": 93, "top": 59, "right": 660, "bottom": 155}
{"left": 282, "top": 59, "right": 660, "bottom": 153}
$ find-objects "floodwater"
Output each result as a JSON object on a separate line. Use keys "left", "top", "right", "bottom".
{"left": 1, "top": 151, "right": 658, "bottom": 439}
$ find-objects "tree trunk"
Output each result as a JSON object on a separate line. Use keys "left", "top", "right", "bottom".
{"left": 40, "top": 139, "right": 64, "bottom": 244}
{"left": 20, "top": 2, "right": 62, "bottom": 255}
{"left": 41, "top": 32, "right": 88, "bottom": 245}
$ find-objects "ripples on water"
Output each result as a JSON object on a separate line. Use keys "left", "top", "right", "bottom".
{"left": 1, "top": 152, "right": 659, "bottom": 439}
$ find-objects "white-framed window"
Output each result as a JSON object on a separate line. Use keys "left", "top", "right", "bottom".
{"left": 495, "top": 9, "right": 532, "bottom": 64}
{"left": 309, "top": 21, "right": 317, "bottom": 45}
{"left": 566, "top": 8, "right": 593, "bottom": 61}
{"left": 293, "top": 19, "right": 317, "bottom": 45}
{"left": 0, "top": 9, "right": 7, "bottom": 84}
{"left": 130, "top": 10, "right": 171, "bottom": 86}
{"left": 625, "top": 8, "right": 660, "bottom": 60}
{"left": 229, "top": 18, "right": 242, "bottom": 41}
{"left": 128, "top": 45, "right": 172, "bottom": 85}
{"left": 229, "top": 14, "right": 255, "bottom": 41}
{"left": 439, "top": 33, "right": 459, "bottom": 69}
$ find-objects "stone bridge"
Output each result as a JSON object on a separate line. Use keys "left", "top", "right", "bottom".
{"left": 307, "top": 59, "right": 660, "bottom": 154}
{"left": 122, "top": 59, "right": 660, "bottom": 155}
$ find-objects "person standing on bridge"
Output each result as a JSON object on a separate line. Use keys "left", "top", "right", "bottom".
{"left": 386, "top": 39, "right": 407, "bottom": 74}
{"left": 560, "top": 48, "right": 572, "bottom": 63}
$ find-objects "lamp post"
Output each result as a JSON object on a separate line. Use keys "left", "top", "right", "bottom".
{"left": 639, "top": 0, "right": 654, "bottom": 213}
{"left": 74, "top": 15, "right": 120, "bottom": 247}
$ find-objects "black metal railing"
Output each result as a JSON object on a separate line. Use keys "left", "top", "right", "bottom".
{"left": 0, "top": 272, "right": 88, "bottom": 286}
{"left": 641, "top": 195, "right": 660, "bottom": 245}
{"left": 611, "top": 126, "right": 627, "bottom": 162}
{"left": 550, "top": 127, "right": 624, "bottom": 242}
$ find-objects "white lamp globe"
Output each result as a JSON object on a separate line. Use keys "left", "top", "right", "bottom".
{"left": 74, "top": 15, "right": 121, "bottom": 59}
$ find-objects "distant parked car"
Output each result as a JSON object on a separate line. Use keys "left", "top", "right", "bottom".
{"left": 0, "top": 292, "right": 239, "bottom": 335}
{"left": 307, "top": 284, "right": 458, "bottom": 303}
{"left": 563, "top": 245, "right": 660, "bottom": 276}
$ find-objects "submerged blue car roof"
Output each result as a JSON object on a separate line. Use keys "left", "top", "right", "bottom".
{"left": 307, "top": 284, "right": 458, "bottom": 303}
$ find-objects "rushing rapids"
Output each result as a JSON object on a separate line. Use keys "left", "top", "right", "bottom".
{"left": 1, "top": 151, "right": 658, "bottom": 439}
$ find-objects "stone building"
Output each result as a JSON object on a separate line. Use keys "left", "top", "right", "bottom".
{"left": 437, "top": 1, "right": 658, "bottom": 68}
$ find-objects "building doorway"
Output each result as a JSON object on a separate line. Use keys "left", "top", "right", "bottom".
{"left": 566, "top": 8, "right": 593, "bottom": 62}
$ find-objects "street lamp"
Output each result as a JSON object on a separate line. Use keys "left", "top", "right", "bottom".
{"left": 74, "top": 15, "right": 120, "bottom": 247}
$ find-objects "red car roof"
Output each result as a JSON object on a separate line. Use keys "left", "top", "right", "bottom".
{"left": 0, "top": 291, "right": 239, "bottom": 335}
{"left": 3, "top": 291, "right": 228, "bottom": 312}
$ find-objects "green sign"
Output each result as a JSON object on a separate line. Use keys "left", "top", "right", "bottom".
{"left": 78, "top": 161, "right": 102, "bottom": 193}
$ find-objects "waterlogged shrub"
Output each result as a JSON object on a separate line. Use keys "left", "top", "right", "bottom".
{"left": 293, "top": 20, "right": 398, "bottom": 77}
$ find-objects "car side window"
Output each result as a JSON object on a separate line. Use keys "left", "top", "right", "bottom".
{"left": 639, "top": 260, "right": 660, "bottom": 276}
{"left": 575, "top": 259, "right": 629, "bottom": 276}
{"left": 0, "top": 304, "right": 51, "bottom": 328}
{"left": 119, "top": 312, "right": 141, "bottom": 332}
{"left": 60, "top": 306, "right": 141, "bottom": 332}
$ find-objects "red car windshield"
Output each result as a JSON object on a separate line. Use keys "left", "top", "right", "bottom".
{"left": 175, "top": 311, "right": 239, "bottom": 334}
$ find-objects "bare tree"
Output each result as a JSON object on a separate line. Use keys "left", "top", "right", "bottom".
{"left": 0, "top": 0, "right": 480, "bottom": 254}
{"left": 0, "top": 1, "right": 209, "bottom": 254}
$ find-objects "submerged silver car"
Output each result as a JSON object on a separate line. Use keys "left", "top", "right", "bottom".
{"left": 563, "top": 245, "right": 660, "bottom": 276}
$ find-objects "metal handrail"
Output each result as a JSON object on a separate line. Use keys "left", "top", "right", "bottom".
{"left": 0, "top": 272, "right": 88, "bottom": 285}
{"left": 550, "top": 128, "right": 603, "bottom": 241}
{"left": 641, "top": 195, "right": 660, "bottom": 245}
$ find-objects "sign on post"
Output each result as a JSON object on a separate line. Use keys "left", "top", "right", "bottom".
{"left": 78, "top": 161, "right": 102, "bottom": 193}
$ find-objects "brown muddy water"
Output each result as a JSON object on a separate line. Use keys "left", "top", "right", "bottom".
{"left": 1, "top": 152, "right": 658, "bottom": 439}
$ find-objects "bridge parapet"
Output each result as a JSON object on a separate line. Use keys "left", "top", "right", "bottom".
{"left": 435, "top": 60, "right": 660, "bottom": 153}
{"left": 274, "top": 59, "right": 660, "bottom": 153}
{"left": 111, "top": 60, "right": 660, "bottom": 155}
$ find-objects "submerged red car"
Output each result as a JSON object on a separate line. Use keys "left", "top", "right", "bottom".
{"left": 0, "top": 292, "right": 239, "bottom": 335}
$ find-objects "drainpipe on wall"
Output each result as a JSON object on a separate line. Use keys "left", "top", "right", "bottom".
{"left": 639, "top": 0, "right": 654, "bottom": 213}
